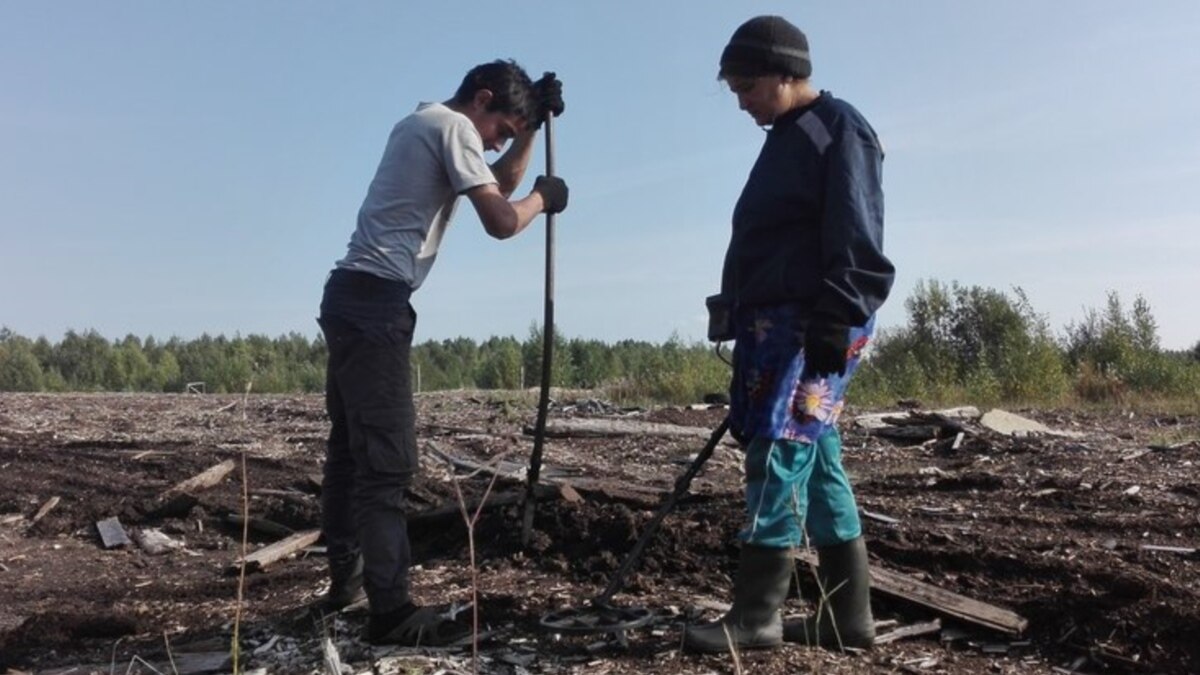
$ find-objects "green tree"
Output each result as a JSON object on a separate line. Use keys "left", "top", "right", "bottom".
{"left": 52, "top": 330, "right": 113, "bottom": 390}
{"left": 522, "top": 323, "right": 575, "bottom": 388}
{"left": 0, "top": 335, "right": 44, "bottom": 391}
{"left": 568, "top": 338, "right": 619, "bottom": 388}
{"left": 153, "top": 350, "right": 182, "bottom": 391}
{"left": 476, "top": 336, "right": 522, "bottom": 389}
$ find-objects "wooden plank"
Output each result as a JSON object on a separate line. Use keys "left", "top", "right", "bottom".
{"left": 560, "top": 483, "right": 584, "bottom": 504}
{"left": 321, "top": 636, "right": 344, "bottom": 675}
{"left": 29, "top": 496, "right": 60, "bottom": 526}
{"left": 950, "top": 431, "right": 965, "bottom": 450}
{"left": 874, "top": 618, "right": 942, "bottom": 645}
{"left": 1139, "top": 544, "right": 1196, "bottom": 555}
{"left": 96, "top": 517, "right": 131, "bottom": 549}
{"left": 141, "top": 459, "right": 238, "bottom": 518}
{"left": 794, "top": 551, "right": 1027, "bottom": 635}
{"left": 522, "top": 417, "right": 724, "bottom": 440}
{"left": 861, "top": 509, "right": 900, "bottom": 525}
{"left": 231, "top": 529, "right": 320, "bottom": 572}
{"left": 161, "top": 459, "right": 237, "bottom": 497}
{"left": 251, "top": 488, "right": 312, "bottom": 498}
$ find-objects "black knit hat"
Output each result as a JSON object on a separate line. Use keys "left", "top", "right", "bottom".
{"left": 720, "top": 15, "right": 811, "bottom": 79}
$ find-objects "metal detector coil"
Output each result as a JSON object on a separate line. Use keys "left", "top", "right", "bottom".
{"left": 540, "top": 604, "right": 655, "bottom": 634}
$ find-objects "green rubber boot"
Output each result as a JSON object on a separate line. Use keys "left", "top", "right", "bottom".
{"left": 684, "top": 545, "right": 793, "bottom": 653}
{"left": 783, "top": 537, "right": 875, "bottom": 650}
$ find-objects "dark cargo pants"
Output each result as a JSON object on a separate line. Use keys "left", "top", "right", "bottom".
{"left": 318, "top": 269, "right": 418, "bottom": 614}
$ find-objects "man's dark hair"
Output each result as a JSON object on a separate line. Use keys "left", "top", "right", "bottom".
{"left": 452, "top": 60, "right": 538, "bottom": 125}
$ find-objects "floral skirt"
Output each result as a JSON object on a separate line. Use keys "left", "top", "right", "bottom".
{"left": 729, "top": 304, "right": 873, "bottom": 444}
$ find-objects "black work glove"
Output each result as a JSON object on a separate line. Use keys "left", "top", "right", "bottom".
{"left": 533, "top": 72, "right": 564, "bottom": 128}
{"left": 533, "top": 175, "right": 569, "bottom": 214}
{"left": 803, "top": 320, "right": 851, "bottom": 379}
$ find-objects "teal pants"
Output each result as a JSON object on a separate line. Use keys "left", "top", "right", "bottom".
{"left": 741, "top": 428, "right": 862, "bottom": 548}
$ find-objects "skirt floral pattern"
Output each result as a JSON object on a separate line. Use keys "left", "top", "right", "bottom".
{"left": 729, "top": 304, "right": 873, "bottom": 444}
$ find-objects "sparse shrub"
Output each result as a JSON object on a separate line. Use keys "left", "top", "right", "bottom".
{"left": 865, "top": 281, "right": 1069, "bottom": 406}
{"left": 1074, "top": 361, "right": 1127, "bottom": 403}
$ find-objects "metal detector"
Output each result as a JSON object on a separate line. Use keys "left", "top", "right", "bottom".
{"left": 539, "top": 417, "right": 731, "bottom": 645}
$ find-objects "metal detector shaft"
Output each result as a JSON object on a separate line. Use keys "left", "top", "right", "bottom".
{"left": 595, "top": 417, "right": 730, "bottom": 605}
{"left": 521, "top": 114, "right": 557, "bottom": 547}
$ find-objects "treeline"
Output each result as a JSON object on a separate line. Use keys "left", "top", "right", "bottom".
{"left": 0, "top": 331, "right": 326, "bottom": 395}
{"left": 1, "top": 282, "right": 1198, "bottom": 406}
{"left": 0, "top": 325, "right": 729, "bottom": 402}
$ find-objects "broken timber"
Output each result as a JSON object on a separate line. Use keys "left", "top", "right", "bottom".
{"left": 28, "top": 496, "right": 61, "bottom": 528}
{"left": 1139, "top": 544, "right": 1197, "bottom": 556}
{"left": 874, "top": 618, "right": 942, "bottom": 645}
{"left": 521, "top": 417, "right": 732, "bottom": 442}
{"left": 795, "top": 550, "right": 1027, "bottom": 635}
{"left": 230, "top": 528, "right": 320, "bottom": 573}
{"left": 143, "top": 459, "right": 237, "bottom": 518}
{"left": 163, "top": 458, "right": 237, "bottom": 496}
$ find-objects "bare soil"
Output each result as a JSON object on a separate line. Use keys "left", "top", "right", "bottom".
{"left": 0, "top": 392, "right": 1197, "bottom": 674}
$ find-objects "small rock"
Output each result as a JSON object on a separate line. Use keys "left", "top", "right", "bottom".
{"left": 132, "top": 528, "right": 184, "bottom": 555}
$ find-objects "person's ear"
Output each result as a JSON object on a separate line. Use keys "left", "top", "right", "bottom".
{"left": 472, "top": 89, "right": 494, "bottom": 111}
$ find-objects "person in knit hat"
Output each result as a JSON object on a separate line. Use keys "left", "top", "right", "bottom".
{"left": 685, "top": 16, "right": 895, "bottom": 653}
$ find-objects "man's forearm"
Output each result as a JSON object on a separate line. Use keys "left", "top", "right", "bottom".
{"left": 490, "top": 131, "right": 537, "bottom": 197}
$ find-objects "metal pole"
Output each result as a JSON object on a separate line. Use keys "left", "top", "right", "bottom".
{"left": 595, "top": 418, "right": 729, "bottom": 604}
{"left": 521, "top": 114, "right": 556, "bottom": 547}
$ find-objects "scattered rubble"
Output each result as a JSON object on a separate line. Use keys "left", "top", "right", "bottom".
{"left": 0, "top": 393, "right": 1196, "bottom": 674}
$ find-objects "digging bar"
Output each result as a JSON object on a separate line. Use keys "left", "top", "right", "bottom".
{"left": 521, "top": 106, "right": 557, "bottom": 547}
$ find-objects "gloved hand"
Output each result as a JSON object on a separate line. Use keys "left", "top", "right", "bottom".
{"left": 533, "top": 175, "right": 569, "bottom": 214}
{"left": 533, "top": 72, "right": 564, "bottom": 128}
{"left": 803, "top": 320, "right": 851, "bottom": 379}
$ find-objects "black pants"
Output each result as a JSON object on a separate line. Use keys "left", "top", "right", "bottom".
{"left": 318, "top": 269, "right": 417, "bottom": 614}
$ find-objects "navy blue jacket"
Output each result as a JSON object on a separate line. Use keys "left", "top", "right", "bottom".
{"left": 721, "top": 92, "right": 894, "bottom": 326}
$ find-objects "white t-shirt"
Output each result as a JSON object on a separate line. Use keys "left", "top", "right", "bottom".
{"left": 335, "top": 102, "right": 496, "bottom": 289}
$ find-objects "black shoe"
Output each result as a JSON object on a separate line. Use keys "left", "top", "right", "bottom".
{"left": 366, "top": 603, "right": 474, "bottom": 647}
{"left": 316, "top": 555, "right": 366, "bottom": 613}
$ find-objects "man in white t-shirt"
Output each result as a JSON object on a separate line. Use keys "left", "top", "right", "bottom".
{"left": 316, "top": 60, "right": 567, "bottom": 646}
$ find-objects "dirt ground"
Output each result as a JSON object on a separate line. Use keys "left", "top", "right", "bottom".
{"left": 0, "top": 391, "right": 1197, "bottom": 674}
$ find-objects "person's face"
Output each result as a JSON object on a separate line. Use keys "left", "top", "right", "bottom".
{"left": 475, "top": 111, "right": 524, "bottom": 152}
{"left": 725, "top": 75, "right": 789, "bottom": 126}
{"left": 466, "top": 89, "right": 526, "bottom": 152}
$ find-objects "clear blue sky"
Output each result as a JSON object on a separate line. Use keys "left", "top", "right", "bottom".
{"left": 3, "top": 1, "right": 1198, "bottom": 349}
